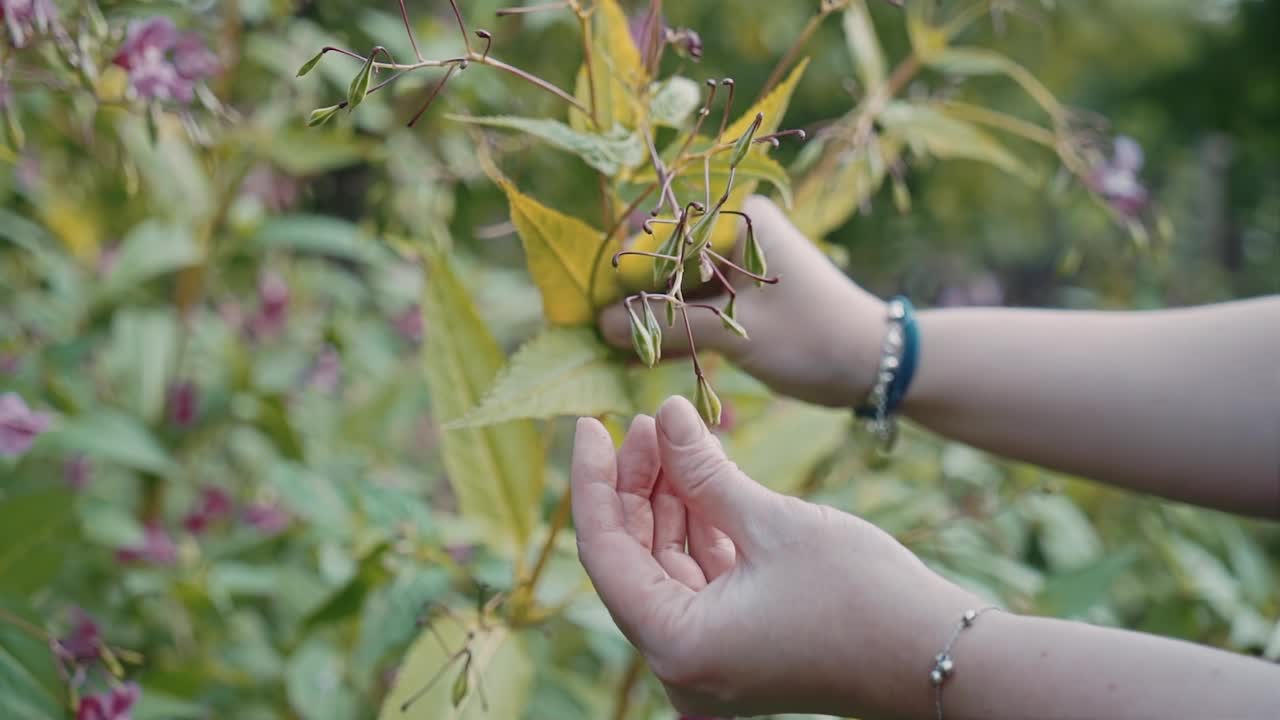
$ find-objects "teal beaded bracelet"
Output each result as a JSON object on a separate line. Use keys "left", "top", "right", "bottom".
{"left": 855, "top": 296, "right": 919, "bottom": 450}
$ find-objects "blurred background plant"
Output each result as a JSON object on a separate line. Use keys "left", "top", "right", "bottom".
{"left": 1, "top": 1, "right": 1277, "bottom": 719}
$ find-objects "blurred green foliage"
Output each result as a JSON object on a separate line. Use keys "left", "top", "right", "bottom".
{"left": 0, "top": 1, "right": 1276, "bottom": 719}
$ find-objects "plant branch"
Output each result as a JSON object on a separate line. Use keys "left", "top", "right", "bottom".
{"left": 762, "top": 0, "right": 848, "bottom": 94}
{"left": 524, "top": 486, "right": 574, "bottom": 596}
{"left": 612, "top": 650, "right": 646, "bottom": 720}
{"left": 397, "top": 0, "right": 423, "bottom": 62}
{"left": 587, "top": 181, "right": 660, "bottom": 309}
{"left": 446, "top": 0, "right": 473, "bottom": 54}
{"left": 705, "top": 248, "right": 778, "bottom": 284}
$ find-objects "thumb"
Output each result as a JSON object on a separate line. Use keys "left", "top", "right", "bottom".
{"left": 655, "top": 395, "right": 775, "bottom": 551}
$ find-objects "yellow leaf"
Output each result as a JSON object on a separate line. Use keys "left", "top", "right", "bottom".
{"left": 722, "top": 58, "right": 811, "bottom": 141}
{"left": 500, "top": 181, "right": 620, "bottom": 325}
{"left": 569, "top": 0, "right": 647, "bottom": 132}
{"left": 39, "top": 198, "right": 101, "bottom": 263}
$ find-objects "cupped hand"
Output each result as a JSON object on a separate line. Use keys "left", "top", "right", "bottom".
{"left": 571, "top": 396, "right": 979, "bottom": 719}
{"left": 600, "top": 196, "right": 887, "bottom": 408}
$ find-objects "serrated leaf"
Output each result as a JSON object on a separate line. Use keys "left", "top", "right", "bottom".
{"left": 0, "top": 491, "right": 77, "bottom": 596}
{"left": 569, "top": 0, "right": 646, "bottom": 132}
{"left": 649, "top": 77, "right": 702, "bottom": 127}
{"left": 448, "top": 328, "right": 633, "bottom": 429}
{"left": 421, "top": 251, "right": 544, "bottom": 558}
{"left": 447, "top": 115, "right": 644, "bottom": 175}
{"left": 791, "top": 136, "right": 900, "bottom": 238}
{"left": 843, "top": 2, "right": 886, "bottom": 95}
{"left": 880, "top": 101, "right": 1032, "bottom": 181}
{"left": 724, "top": 400, "right": 849, "bottom": 494}
{"left": 722, "top": 58, "right": 810, "bottom": 142}
{"left": 500, "top": 181, "right": 620, "bottom": 326}
{"left": 379, "top": 615, "right": 531, "bottom": 720}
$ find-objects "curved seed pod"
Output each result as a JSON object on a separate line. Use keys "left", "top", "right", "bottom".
{"left": 729, "top": 112, "right": 764, "bottom": 168}
{"left": 347, "top": 51, "right": 377, "bottom": 108}
{"left": 743, "top": 223, "right": 767, "bottom": 286}
{"left": 641, "top": 295, "right": 663, "bottom": 365}
{"left": 693, "top": 376, "right": 723, "bottom": 426}
{"left": 308, "top": 104, "right": 344, "bottom": 127}
{"left": 628, "top": 302, "right": 658, "bottom": 367}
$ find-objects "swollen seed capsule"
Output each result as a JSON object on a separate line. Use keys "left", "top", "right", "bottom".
{"left": 694, "top": 376, "right": 723, "bottom": 427}
{"left": 628, "top": 303, "right": 658, "bottom": 368}
{"left": 641, "top": 296, "right": 663, "bottom": 365}
{"left": 743, "top": 225, "right": 767, "bottom": 284}
{"left": 729, "top": 112, "right": 764, "bottom": 168}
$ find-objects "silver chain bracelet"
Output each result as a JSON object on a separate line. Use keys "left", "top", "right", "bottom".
{"left": 931, "top": 606, "right": 1000, "bottom": 720}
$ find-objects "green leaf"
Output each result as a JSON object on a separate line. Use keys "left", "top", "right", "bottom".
{"left": 287, "top": 637, "right": 359, "bottom": 720}
{"left": 354, "top": 567, "right": 451, "bottom": 683}
{"left": 421, "top": 250, "right": 545, "bottom": 558}
{"left": 0, "top": 491, "right": 77, "bottom": 596}
{"left": 1169, "top": 536, "right": 1241, "bottom": 619}
{"left": 101, "top": 308, "right": 179, "bottom": 423}
{"left": 569, "top": 0, "right": 646, "bottom": 132}
{"left": 252, "top": 215, "right": 388, "bottom": 264}
{"left": 879, "top": 101, "right": 1032, "bottom": 181}
{"left": 649, "top": 77, "right": 703, "bottom": 127}
{"left": 40, "top": 410, "right": 175, "bottom": 474}
{"left": 791, "top": 135, "right": 900, "bottom": 238}
{"left": 448, "top": 328, "right": 633, "bottom": 429}
{"left": 120, "top": 119, "right": 212, "bottom": 223}
{"left": 302, "top": 544, "right": 390, "bottom": 630}
{"left": 98, "top": 221, "right": 202, "bottom": 301}
{"left": 1218, "top": 518, "right": 1273, "bottom": 607}
{"left": 268, "top": 462, "right": 351, "bottom": 535}
{"left": 926, "top": 48, "right": 1062, "bottom": 117}
{"left": 843, "top": 2, "right": 887, "bottom": 95}
{"left": 905, "top": 0, "right": 947, "bottom": 62}
{"left": 1038, "top": 549, "right": 1137, "bottom": 618}
{"left": 378, "top": 615, "right": 531, "bottom": 720}
{"left": 723, "top": 400, "right": 849, "bottom": 494}
{"left": 447, "top": 116, "right": 644, "bottom": 175}
{"left": 499, "top": 180, "right": 619, "bottom": 326}
{"left": 0, "top": 597, "right": 62, "bottom": 720}
{"left": 1023, "top": 494, "right": 1103, "bottom": 572}
{"left": 722, "top": 58, "right": 810, "bottom": 142}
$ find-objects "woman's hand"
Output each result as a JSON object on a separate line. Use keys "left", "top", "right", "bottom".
{"left": 600, "top": 196, "right": 887, "bottom": 408}
{"left": 571, "top": 396, "right": 979, "bottom": 719}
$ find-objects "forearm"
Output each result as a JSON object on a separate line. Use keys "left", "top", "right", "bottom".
{"left": 897, "top": 297, "right": 1280, "bottom": 517}
{"left": 936, "top": 611, "right": 1280, "bottom": 720}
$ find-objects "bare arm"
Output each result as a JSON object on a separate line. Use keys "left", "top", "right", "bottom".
{"left": 929, "top": 610, "right": 1280, "bottom": 720}
{"left": 903, "top": 298, "right": 1280, "bottom": 518}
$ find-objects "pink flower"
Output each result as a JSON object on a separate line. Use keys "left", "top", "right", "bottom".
{"left": 116, "top": 522, "right": 177, "bottom": 566}
{"left": 183, "top": 486, "right": 234, "bottom": 534}
{"left": 64, "top": 454, "right": 92, "bottom": 491}
{"left": 57, "top": 609, "right": 102, "bottom": 665}
{"left": 166, "top": 381, "right": 199, "bottom": 428}
{"left": 112, "top": 17, "right": 218, "bottom": 103}
{"left": 77, "top": 682, "right": 140, "bottom": 720}
{"left": 243, "top": 502, "right": 290, "bottom": 536}
{"left": 250, "top": 271, "right": 290, "bottom": 340}
{"left": 0, "top": 391, "right": 51, "bottom": 457}
{"left": 1, "top": 0, "right": 58, "bottom": 48}
{"left": 1088, "top": 136, "right": 1149, "bottom": 218}
{"left": 392, "top": 303, "right": 425, "bottom": 345}
{"left": 304, "top": 345, "right": 341, "bottom": 393}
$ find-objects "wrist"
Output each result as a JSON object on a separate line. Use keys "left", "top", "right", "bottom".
{"left": 825, "top": 288, "right": 887, "bottom": 407}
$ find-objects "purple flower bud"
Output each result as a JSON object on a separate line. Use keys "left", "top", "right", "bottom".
{"left": 77, "top": 682, "right": 140, "bottom": 720}
{"left": 665, "top": 27, "right": 703, "bottom": 61}
{"left": 166, "top": 381, "right": 199, "bottom": 428}
{"left": 64, "top": 454, "right": 92, "bottom": 491}
{"left": 57, "top": 609, "right": 102, "bottom": 665}
{"left": 183, "top": 486, "right": 234, "bottom": 534}
{"left": 116, "top": 522, "right": 177, "bottom": 566}
{"left": 112, "top": 17, "right": 219, "bottom": 104}
{"left": 392, "top": 304, "right": 425, "bottom": 345}
{"left": 250, "top": 271, "right": 290, "bottom": 340}
{"left": 1, "top": 0, "right": 59, "bottom": 48}
{"left": 243, "top": 502, "right": 290, "bottom": 536}
{"left": 304, "top": 345, "right": 341, "bottom": 394}
{"left": 1087, "top": 135, "right": 1149, "bottom": 219}
{"left": 0, "top": 391, "right": 51, "bottom": 458}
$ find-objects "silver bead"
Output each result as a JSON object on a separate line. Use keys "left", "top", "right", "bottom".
{"left": 938, "top": 656, "right": 954, "bottom": 675}
{"left": 887, "top": 327, "right": 903, "bottom": 347}
{"left": 888, "top": 301, "right": 906, "bottom": 320}
{"left": 962, "top": 609, "right": 977, "bottom": 627}
{"left": 929, "top": 669, "right": 944, "bottom": 686}
{"left": 879, "top": 371, "right": 893, "bottom": 385}
{"left": 884, "top": 356, "right": 900, "bottom": 370}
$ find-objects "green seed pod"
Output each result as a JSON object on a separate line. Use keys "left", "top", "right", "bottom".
{"left": 451, "top": 660, "right": 470, "bottom": 707}
{"left": 743, "top": 223, "right": 767, "bottom": 285}
{"left": 665, "top": 296, "right": 677, "bottom": 327}
{"left": 694, "top": 376, "right": 723, "bottom": 427}
{"left": 347, "top": 52, "right": 376, "bottom": 109}
{"left": 297, "top": 50, "right": 326, "bottom": 78}
{"left": 729, "top": 112, "right": 764, "bottom": 168}
{"left": 698, "top": 253, "right": 715, "bottom": 283}
{"left": 628, "top": 303, "right": 658, "bottom": 367}
{"left": 721, "top": 297, "right": 747, "bottom": 338}
{"left": 688, "top": 208, "right": 719, "bottom": 255}
{"left": 308, "top": 104, "right": 344, "bottom": 127}
{"left": 652, "top": 231, "right": 682, "bottom": 286}
{"left": 642, "top": 296, "right": 663, "bottom": 365}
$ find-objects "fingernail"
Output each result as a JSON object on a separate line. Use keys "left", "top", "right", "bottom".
{"left": 657, "top": 396, "right": 704, "bottom": 446}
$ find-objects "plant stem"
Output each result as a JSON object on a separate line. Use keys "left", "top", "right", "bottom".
{"left": 523, "top": 486, "right": 574, "bottom": 597}
{"left": 446, "top": 0, "right": 473, "bottom": 55}
{"left": 586, "top": 181, "right": 659, "bottom": 309}
{"left": 612, "top": 650, "right": 646, "bottom": 720}
{"left": 397, "top": 0, "right": 423, "bottom": 62}
{"left": 939, "top": 100, "right": 1058, "bottom": 147}
{"left": 762, "top": 0, "right": 848, "bottom": 94}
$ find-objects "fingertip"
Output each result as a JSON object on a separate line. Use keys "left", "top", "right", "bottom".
{"left": 655, "top": 395, "right": 705, "bottom": 448}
